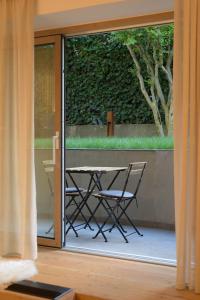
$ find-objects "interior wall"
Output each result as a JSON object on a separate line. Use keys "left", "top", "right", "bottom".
{"left": 36, "top": 0, "right": 120, "bottom": 15}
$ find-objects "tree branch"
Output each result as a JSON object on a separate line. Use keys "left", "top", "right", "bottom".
{"left": 127, "top": 44, "right": 164, "bottom": 136}
{"left": 127, "top": 45, "right": 153, "bottom": 108}
{"left": 137, "top": 45, "right": 154, "bottom": 77}
{"left": 161, "top": 47, "right": 173, "bottom": 84}
{"left": 154, "top": 64, "right": 167, "bottom": 108}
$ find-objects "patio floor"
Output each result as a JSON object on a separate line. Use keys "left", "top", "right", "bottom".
{"left": 63, "top": 221, "right": 176, "bottom": 265}
{"left": 38, "top": 217, "right": 176, "bottom": 265}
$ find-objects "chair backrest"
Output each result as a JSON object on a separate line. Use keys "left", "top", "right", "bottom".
{"left": 122, "top": 162, "right": 147, "bottom": 198}
{"left": 42, "top": 160, "right": 55, "bottom": 173}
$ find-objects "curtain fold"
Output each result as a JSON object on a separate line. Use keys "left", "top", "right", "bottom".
{"left": 0, "top": 0, "right": 37, "bottom": 259}
{"left": 174, "top": 0, "right": 200, "bottom": 293}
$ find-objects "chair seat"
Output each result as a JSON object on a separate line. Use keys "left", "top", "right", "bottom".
{"left": 65, "top": 187, "right": 85, "bottom": 195}
{"left": 98, "top": 190, "right": 133, "bottom": 199}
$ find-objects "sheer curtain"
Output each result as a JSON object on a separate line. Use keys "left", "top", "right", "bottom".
{"left": 0, "top": 0, "right": 37, "bottom": 260}
{"left": 174, "top": 0, "right": 200, "bottom": 293}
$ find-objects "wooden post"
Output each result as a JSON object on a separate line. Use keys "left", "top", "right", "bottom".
{"left": 107, "top": 111, "right": 114, "bottom": 137}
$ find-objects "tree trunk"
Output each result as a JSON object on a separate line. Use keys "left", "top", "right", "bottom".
{"left": 167, "top": 101, "right": 173, "bottom": 136}
{"left": 151, "top": 104, "right": 165, "bottom": 136}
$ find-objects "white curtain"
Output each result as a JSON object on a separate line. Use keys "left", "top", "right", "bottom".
{"left": 174, "top": 0, "right": 200, "bottom": 293}
{"left": 0, "top": 0, "right": 37, "bottom": 260}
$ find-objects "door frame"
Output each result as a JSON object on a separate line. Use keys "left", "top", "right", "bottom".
{"left": 35, "top": 35, "right": 62, "bottom": 247}
{"left": 35, "top": 11, "right": 173, "bottom": 38}
{"left": 34, "top": 11, "right": 174, "bottom": 250}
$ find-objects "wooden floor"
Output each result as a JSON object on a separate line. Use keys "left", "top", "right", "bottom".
{"left": 34, "top": 247, "right": 199, "bottom": 300}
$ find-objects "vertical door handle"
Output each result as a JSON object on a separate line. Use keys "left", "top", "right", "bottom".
{"left": 52, "top": 131, "right": 59, "bottom": 164}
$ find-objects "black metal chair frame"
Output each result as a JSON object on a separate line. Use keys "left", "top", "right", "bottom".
{"left": 92, "top": 162, "right": 147, "bottom": 243}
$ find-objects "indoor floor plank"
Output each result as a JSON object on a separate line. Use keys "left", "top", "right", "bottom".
{"left": 34, "top": 247, "right": 200, "bottom": 300}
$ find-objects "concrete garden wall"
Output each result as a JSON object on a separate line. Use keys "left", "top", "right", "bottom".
{"left": 65, "top": 149, "right": 174, "bottom": 229}
{"left": 66, "top": 124, "right": 158, "bottom": 137}
{"left": 35, "top": 149, "right": 174, "bottom": 229}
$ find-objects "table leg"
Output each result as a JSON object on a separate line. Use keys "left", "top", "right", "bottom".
{"left": 65, "top": 173, "right": 96, "bottom": 236}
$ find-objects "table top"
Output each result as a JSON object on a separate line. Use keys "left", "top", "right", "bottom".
{"left": 65, "top": 166, "right": 127, "bottom": 174}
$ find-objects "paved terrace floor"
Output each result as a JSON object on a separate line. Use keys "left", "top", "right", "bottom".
{"left": 38, "top": 218, "right": 176, "bottom": 265}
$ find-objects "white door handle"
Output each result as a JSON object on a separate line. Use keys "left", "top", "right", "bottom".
{"left": 52, "top": 131, "right": 59, "bottom": 164}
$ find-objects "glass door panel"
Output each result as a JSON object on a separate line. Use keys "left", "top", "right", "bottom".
{"left": 34, "top": 36, "right": 62, "bottom": 247}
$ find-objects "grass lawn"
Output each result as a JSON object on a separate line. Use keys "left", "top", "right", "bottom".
{"left": 35, "top": 136, "right": 174, "bottom": 150}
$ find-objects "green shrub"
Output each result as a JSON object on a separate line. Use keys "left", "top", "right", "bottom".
{"left": 65, "top": 33, "right": 154, "bottom": 125}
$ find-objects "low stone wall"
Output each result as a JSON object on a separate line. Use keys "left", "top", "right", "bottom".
{"left": 65, "top": 149, "right": 174, "bottom": 229}
{"left": 66, "top": 124, "right": 158, "bottom": 137}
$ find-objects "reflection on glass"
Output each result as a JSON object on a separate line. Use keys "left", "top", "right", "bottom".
{"left": 34, "top": 44, "right": 55, "bottom": 239}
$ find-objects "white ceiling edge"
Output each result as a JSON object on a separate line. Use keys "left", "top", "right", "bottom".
{"left": 35, "top": 0, "right": 174, "bottom": 31}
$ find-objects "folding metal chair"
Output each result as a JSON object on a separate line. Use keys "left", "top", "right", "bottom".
{"left": 92, "top": 162, "right": 147, "bottom": 243}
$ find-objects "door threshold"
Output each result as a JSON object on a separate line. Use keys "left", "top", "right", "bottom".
{"left": 63, "top": 245, "right": 176, "bottom": 267}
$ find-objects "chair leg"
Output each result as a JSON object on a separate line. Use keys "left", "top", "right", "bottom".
{"left": 64, "top": 192, "right": 95, "bottom": 240}
{"left": 104, "top": 200, "right": 127, "bottom": 234}
{"left": 102, "top": 201, "right": 129, "bottom": 243}
{"left": 64, "top": 196, "right": 79, "bottom": 238}
{"left": 45, "top": 224, "right": 54, "bottom": 234}
{"left": 92, "top": 200, "right": 112, "bottom": 242}
{"left": 93, "top": 200, "right": 129, "bottom": 243}
{"left": 65, "top": 196, "right": 89, "bottom": 237}
{"left": 114, "top": 198, "right": 143, "bottom": 237}
{"left": 108, "top": 199, "right": 132, "bottom": 233}
{"left": 119, "top": 207, "right": 143, "bottom": 236}
{"left": 109, "top": 221, "right": 127, "bottom": 234}
{"left": 85, "top": 199, "right": 102, "bottom": 229}
{"left": 71, "top": 197, "right": 93, "bottom": 231}
{"left": 65, "top": 213, "right": 79, "bottom": 237}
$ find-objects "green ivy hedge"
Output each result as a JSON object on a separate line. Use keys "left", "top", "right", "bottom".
{"left": 64, "top": 33, "right": 160, "bottom": 125}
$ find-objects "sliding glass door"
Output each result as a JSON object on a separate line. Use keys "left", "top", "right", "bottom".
{"left": 34, "top": 35, "right": 62, "bottom": 247}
